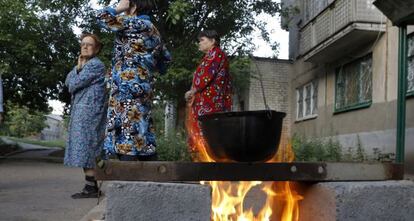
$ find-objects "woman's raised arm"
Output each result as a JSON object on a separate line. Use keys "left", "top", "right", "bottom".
{"left": 65, "top": 59, "right": 105, "bottom": 94}
{"left": 96, "top": 0, "right": 130, "bottom": 32}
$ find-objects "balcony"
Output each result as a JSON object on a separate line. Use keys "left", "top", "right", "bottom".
{"left": 299, "top": 0, "right": 386, "bottom": 62}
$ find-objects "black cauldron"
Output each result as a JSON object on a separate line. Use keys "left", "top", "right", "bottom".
{"left": 198, "top": 110, "right": 286, "bottom": 162}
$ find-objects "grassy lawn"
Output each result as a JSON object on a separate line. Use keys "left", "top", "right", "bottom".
{"left": 6, "top": 137, "right": 66, "bottom": 149}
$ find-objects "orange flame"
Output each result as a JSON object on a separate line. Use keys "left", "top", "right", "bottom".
{"left": 185, "top": 106, "right": 214, "bottom": 162}
{"left": 186, "top": 108, "right": 302, "bottom": 220}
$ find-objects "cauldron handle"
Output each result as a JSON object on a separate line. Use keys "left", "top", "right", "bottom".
{"left": 252, "top": 57, "right": 273, "bottom": 119}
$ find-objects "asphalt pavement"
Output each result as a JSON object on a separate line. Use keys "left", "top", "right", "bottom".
{"left": 0, "top": 149, "right": 102, "bottom": 221}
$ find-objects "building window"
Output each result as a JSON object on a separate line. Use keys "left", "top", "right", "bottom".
{"left": 407, "top": 34, "right": 414, "bottom": 96}
{"left": 296, "top": 80, "right": 318, "bottom": 121}
{"left": 335, "top": 54, "right": 372, "bottom": 113}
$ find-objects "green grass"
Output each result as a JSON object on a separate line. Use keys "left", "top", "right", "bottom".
{"left": 6, "top": 137, "right": 66, "bottom": 149}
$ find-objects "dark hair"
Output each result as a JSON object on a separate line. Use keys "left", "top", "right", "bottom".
{"left": 80, "top": 33, "right": 103, "bottom": 55}
{"left": 198, "top": 30, "right": 220, "bottom": 46}
{"left": 130, "top": 0, "right": 155, "bottom": 15}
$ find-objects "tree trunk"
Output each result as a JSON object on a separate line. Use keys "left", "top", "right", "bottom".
{"left": 164, "top": 100, "right": 177, "bottom": 137}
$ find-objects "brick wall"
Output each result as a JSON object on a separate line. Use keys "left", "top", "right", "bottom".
{"left": 243, "top": 57, "right": 292, "bottom": 145}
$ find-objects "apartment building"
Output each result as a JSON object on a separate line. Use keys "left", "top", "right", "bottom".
{"left": 281, "top": 0, "right": 414, "bottom": 167}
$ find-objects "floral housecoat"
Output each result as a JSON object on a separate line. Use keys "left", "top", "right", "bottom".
{"left": 64, "top": 57, "right": 107, "bottom": 168}
{"left": 97, "top": 7, "right": 171, "bottom": 157}
{"left": 187, "top": 46, "right": 232, "bottom": 157}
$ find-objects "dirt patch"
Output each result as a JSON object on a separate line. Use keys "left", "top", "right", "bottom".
{"left": 0, "top": 143, "right": 20, "bottom": 156}
{"left": 48, "top": 149, "right": 65, "bottom": 158}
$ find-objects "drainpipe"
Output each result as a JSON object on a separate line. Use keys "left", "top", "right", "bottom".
{"left": 396, "top": 25, "right": 407, "bottom": 163}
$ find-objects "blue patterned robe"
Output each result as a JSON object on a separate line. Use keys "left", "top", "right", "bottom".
{"left": 64, "top": 57, "right": 107, "bottom": 168}
{"left": 97, "top": 8, "right": 170, "bottom": 157}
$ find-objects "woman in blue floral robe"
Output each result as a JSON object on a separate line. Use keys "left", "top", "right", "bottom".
{"left": 97, "top": 0, "right": 170, "bottom": 160}
{"left": 64, "top": 33, "right": 107, "bottom": 198}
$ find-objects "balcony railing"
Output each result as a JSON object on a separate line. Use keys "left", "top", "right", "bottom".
{"left": 299, "top": 0, "right": 385, "bottom": 58}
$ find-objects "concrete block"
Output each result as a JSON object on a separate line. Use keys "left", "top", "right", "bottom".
{"left": 80, "top": 198, "right": 106, "bottom": 221}
{"left": 299, "top": 181, "right": 414, "bottom": 221}
{"left": 106, "top": 181, "right": 211, "bottom": 221}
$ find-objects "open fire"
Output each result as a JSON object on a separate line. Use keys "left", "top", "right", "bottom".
{"left": 187, "top": 116, "right": 303, "bottom": 221}
{"left": 202, "top": 179, "right": 302, "bottom": 221}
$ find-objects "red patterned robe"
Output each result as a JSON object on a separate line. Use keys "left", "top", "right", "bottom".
{"left": 187, "top": 46, "right": 232, "bottom": 160}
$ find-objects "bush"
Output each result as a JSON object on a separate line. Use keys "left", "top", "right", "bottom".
{"left": 1, "top": 102, "right": 48, "bottom": 138}
{"left": 157, "top": 131, "right": 191, "bottom": 161}
{"left": 292, "top": 134, "right": 342, "bottom": 162}
{"left": 292, "top": 134, "right": 373, "bottom": 162}
{"left": 152, "top": 102, "right": 191, "bottom": 161}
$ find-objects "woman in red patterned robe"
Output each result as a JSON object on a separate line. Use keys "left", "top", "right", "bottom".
{"left": 185, "top": 30, "right": 232, "bottom": 161}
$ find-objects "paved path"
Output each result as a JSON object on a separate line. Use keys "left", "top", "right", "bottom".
{"left": 0, "top": 160, "right": 101, "bottom": 221}
{"left": 0, "top": 136, "right": 64, "bottom": 162}
{"left": 1, "top": 137, "right": 61, "bottom": 150}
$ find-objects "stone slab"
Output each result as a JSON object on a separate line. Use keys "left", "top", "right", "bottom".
{"left": 299, "top": 180, "right": 414, "bottom": 221}
{"left": 106, "top": 181, "right": 211, "bottom": 221}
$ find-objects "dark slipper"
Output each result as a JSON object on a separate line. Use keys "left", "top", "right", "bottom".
{"left": 71, "top": 190, "right": 102, "bottom": 199}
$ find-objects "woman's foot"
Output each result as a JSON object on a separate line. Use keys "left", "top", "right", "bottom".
{"left": 71, "top": 185, "right": 101, "bottom": 199}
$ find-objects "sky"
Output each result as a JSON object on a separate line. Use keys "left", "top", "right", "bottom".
{"left": 251, "top": 13, "right": 289, "bottom": 59}
{"left": 49, "top": 3, "right": 289, "bottom": 115}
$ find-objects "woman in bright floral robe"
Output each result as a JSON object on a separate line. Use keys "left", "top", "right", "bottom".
{"left": 185, "top": 30, "right": 232, "bottom": 161}
{"left": 97, "top": 0, "right": 170, "bottom": 160}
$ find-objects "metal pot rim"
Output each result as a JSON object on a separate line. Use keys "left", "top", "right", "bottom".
{"left": 198, "top": 110, "right": 286, "bottom": 121}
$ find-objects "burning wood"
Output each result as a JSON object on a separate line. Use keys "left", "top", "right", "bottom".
{"left": 202, "top": 180, "right": 303, "bottom": 221}
{"left": 188, "top": 110, "right": 303, "bottom": 221}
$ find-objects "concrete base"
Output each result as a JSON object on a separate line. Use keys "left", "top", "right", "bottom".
{"left": 80, "top": 198, "right": 106, "bottom": 221}
{"left": 105, "top": 181, "right": 211, "bottom": 221}
{"left": 104, "top": 180, "right": 414, "bottom": 221}
{"left": 299, "top": 181, "right": 414, "bottom": 221}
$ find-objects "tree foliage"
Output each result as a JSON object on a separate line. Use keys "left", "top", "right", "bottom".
{"left": 1, "top": 0, "right": 281, "bottom": 111}
{"left": 2, "top": 101, "right": 48, "bottom": 137}
{"left": 0, "top": 0, "right": 92, "bottom": 111}
{"left": 151, "top": 0, "right": 281, "bottom": 101}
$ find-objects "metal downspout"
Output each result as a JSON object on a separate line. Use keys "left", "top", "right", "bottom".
{"left": 396, "top": 25, "right": 407, "bottom": 163}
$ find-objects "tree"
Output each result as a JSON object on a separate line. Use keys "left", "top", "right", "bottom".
{"left": 0, "top": 0, "right": 90, "bottom": 112}
{"left": 1, "top": 0, "right": 281, "bottom": 114}
{"left": 155, "top": 0, "right": 281, "bottom": 101}
{"left": 3, "top": 102, "right": 48, "bottom": 137}
{"left": 95, "top": 0, "right": 281, "bottom": 101}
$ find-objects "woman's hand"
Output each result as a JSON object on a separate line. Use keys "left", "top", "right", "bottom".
{"left": 116, "top": 0, "right": 130, "bottom": 14}
{"left": 185, "top": 89, "right": 196, "bottom": 102}
{"left": 77, "top": 55, "right": 86, "bottom": 71}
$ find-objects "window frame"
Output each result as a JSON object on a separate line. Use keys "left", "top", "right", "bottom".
{"left": 334, "top": 54, "right": 373, "bottom": 114}
{"left": 296, "top": 80, "right": 318, "bottom": 121}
